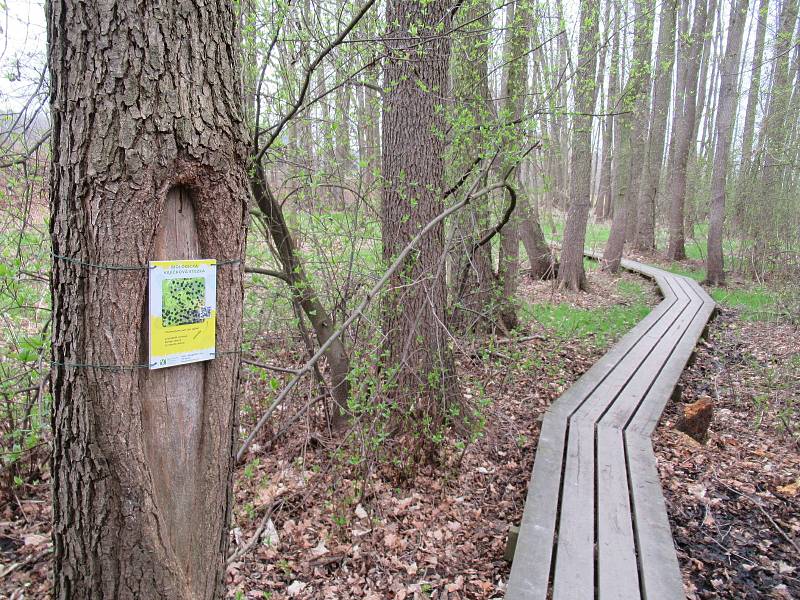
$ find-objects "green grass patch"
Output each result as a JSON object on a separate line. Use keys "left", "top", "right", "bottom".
{"left": 710, "top": 287, "right": 778, "bottom": 321}
{"left": 522, "top": 300, "right": 650, "bottom": 349}
{"left": 663, "top": 263, "right": 706, "bottom": 281}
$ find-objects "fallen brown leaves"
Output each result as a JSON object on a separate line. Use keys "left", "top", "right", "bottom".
{"left": 655, "top": 308, "right": 800, "bottom": 599}
{"left": 0, "top": 268, "right": 648, "bottom": 599}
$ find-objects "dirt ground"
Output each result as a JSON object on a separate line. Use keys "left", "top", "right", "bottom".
{"left": 655, "top": 308, "right": 800, "bottom": 599}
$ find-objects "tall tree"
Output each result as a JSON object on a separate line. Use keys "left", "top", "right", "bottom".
{"left": 596, "top": 0, "right": 620, "bottom": 221}
{"left": 667, "top": 0, "right": 710, "bottom": 260}
{"left": 738, "top": 0, "right": 769, "bottom": 166}
{"left": 604, "top": 0, "right": 654, "bottom": 272}
{"left": 706, "top": 0, "right": 750, "bottom": 284}
{"left": 558, "top": 0, "right": 599, "bottom": 290}
{"left": 497, "top": 0, "right": 533, "bottom": 320}
{"left": 635, "top": 0, "right": 677, "bottom": 251}
{"left": 753, "top": 0, "right": 799, "bottom": 257}
{"left": 381, "top": 0, "right": 458, "bottom": 429}
{"left": 449, "top": 0, "right": 501, "bottom": 330}
{"left": 48, "top": 1, "right": 248, "bottom": 597}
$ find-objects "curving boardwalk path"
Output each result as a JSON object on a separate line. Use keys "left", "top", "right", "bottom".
{"left": 506, "top": 256, "right": 716, "bottom": 600}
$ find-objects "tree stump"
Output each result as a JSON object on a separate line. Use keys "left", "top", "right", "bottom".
{"left": 677, "top": 395, "right": 714, "bottom": 442}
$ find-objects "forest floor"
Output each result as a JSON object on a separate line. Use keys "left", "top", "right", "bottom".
{"left": 655, "top": 307, "right": 800, "bottom": 599}
{"left": 1, "top": 264, "right": 798, "bottom": 599}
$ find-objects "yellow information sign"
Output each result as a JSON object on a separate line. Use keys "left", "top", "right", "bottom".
{"left": 148, "top": 259, "right": 217, "bottom": 369}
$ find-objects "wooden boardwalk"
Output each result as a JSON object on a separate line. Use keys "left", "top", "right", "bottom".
{"left": 506, "top": 257, "right": 716, "bottom": 600}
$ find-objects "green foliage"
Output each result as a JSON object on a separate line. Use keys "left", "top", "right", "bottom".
{"left": 162, "top": 277, "right": 206, "bottom": 327}
{"left": 710, "top": 287, "right": 776, "bottom": 321}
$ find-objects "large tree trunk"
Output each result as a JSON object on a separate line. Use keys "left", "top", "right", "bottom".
{"left": 706, "top": 0, "right": 750, "bottom": 285}
{"left": 381, "top": 0, "right": 458, "bottom": 426}
{"left": 667, "top": 0, "right": 709, "bottom": 261}
{"left": 635, "top": 0, "right": 677, "bottom": 252}
{"left": 48, "top": 2, "right": 248, "bottom": 598}
{"left": 558, "top": 0, "right": 599, "bottom": 291}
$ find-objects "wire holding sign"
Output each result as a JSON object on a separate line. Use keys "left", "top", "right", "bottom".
{"left": 148, "top": 259, "right": 217, "bottom": 369}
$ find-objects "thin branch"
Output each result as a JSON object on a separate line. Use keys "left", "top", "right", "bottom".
{"left": 244, "top": 265, "right": 292, "bottom": 284}
{"left": 252, "top": 0, "right": 379, "bottom": 162}
{"left": 236, "top": 161, "right": 520, "bottom": 462}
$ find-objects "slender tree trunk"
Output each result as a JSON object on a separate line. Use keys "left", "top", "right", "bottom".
{"left": 250, "top": 164, "right": 351, "bottom": 429}
{"left": 606, "top": 4, "right": 624, "bottom": 222}
{"left": 381, "top": 0, "right": 459, "bottom": 424}
{"left": 706, "top": 0, "right": 750, "bottom": 285}
{"left": 667, "top": 0, "right": 709, "bottom": 261}
{"left": 625, "top": 0, "right": 655, "bottom": 244}
{"left": 755, "top": 0, "right": 799, "bottom": 261}
{"left": 604, "top": 0, "right": 654, "bottom": 272}
{"left": 521, "top": 9, "right": 557, "bottom": 278}
{"left": 635, "top": 0, "right": 677, "bottom": 252}
{"left": 497, "top": 0, "right": 537, "bottom": 316}
{"left": 594, "top": 0, "right": 620, "bottom": 219}
{"left": 449, "top": 0, "right": 504, "bottom": 331}
{"left": 48, "top": 2, "right": 248, "bottom": 597}
{"left": 732, "top": 0, "right": 769, "bottom": 227}
{"left": 559, "top": 0, "right": 599, "bottom": 290}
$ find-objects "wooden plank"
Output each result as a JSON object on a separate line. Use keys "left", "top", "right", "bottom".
{"left": 600, "top": 277, "right": 704, "bottom": 430}
{"left": 508, "top": 269, "right": 683, "bottom": 599}
{"left": 551, "top": 280, "right": 688, "bottom": 596}
{"left": 625, "top": 434, "right": 685, "bottom": 600}
{"left": 506, "top": 412, "right": 569, "bottom": 600}
{"left": 546, "top": 278, "right": 679, "bottom": 421}
{"left": 627, "top": 283, "right": 716, "bottom": 437}
{"left": 142, "top": 187, "right": 206, "bottom": 569}
{"left": 552, "top": 422, "right": 596, "bottom": 600}
{"left": 566, "top": 277, "right": 690, "bottom": 428}
{"left": 508, "top": 262, "right": 715, "bottom": 600}
{"left": 596, "top": 425, "right": 641, "bottom": 599}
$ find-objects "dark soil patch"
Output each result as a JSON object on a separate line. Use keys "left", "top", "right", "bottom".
{"left": 654, "top": 308, "right": 800, "bottom": 599}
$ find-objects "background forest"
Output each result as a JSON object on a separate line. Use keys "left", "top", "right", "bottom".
{"left": 0, "top": 0, "right": 799, "bottom": 597}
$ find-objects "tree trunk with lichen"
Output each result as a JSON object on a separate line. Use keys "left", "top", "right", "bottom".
{"left": 48, "top": 1, "right": 248, "bottom": 598}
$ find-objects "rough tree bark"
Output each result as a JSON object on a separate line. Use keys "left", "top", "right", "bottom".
{"left": 635, "top": 0, "right": 677, "bottom": 252}
{"left": 558, "top": 0, "right": 599, "bottom": 291}
{"left": 706, "top": 0, "right": 749, "bottom": 285}
{"left": 48, "top": 1, "right": 248, "bottom": 598}
{"left": 604, "top": 0, "right": 654, "bottom": 272}
{"left": 381, "top": 0, "right": 459, "bottom": 422}
{"left": 667, "top": 0, "right": 709, "bottom": 261}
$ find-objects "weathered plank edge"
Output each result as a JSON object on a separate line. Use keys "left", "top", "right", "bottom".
{"left": 506, "top": 256, "right": 715, "bottom": 600}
